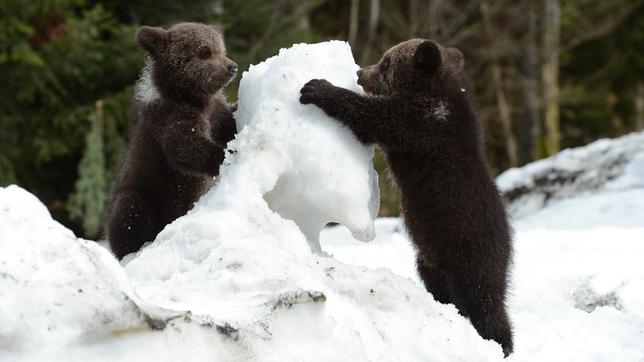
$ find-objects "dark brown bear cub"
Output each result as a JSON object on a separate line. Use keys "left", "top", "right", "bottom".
{"left": 106, "top": 23, "right": 238, "bottom": 260}
{"left": 299, "top": 39, "right": 514, "bottom": 356}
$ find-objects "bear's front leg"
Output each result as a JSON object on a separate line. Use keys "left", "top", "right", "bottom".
{"left": 300, "top": 79, "right": 378, "bottom": 144}
{"left": 107, "top": 191, "right": 159, "bottom": 260}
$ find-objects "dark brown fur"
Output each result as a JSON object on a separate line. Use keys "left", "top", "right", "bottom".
{"left": 300, "top": 39, "right": 514, "bottom": 356}
{"left": 106, "top": 23, "right": 238, "bottom": 259}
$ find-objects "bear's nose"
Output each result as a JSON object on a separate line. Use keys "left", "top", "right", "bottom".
{"left": 356, "top": 69, "right": 363, "bottom": 78}
{"left": 228, "top": 63, "right": 238, "bottom": 74}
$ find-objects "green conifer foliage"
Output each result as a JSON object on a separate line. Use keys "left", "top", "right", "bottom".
{"left": 1, "top": 0, "right": 643, "bottom": 233}
{"left": 67, "top": 101, "right": 107, "bottom": 238}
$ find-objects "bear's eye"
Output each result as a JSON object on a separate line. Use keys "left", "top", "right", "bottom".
{"left": 198, "top": 46, "right": 212, "bottom": 59}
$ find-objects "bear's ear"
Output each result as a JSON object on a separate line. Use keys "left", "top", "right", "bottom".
{"left": 136, "top": 26, "right": 168, "bottom": 55}
{"left": 209, "top": 24, "right": 223, "bottom": 34}
{"left": 447, "top": 47, "right": 465, "bottom": 71}
{"left": 413, "top": 40, "right": 442, "bottom": 74}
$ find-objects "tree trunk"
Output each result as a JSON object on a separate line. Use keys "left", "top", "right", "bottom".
{"left": 518, "top": 0, "right": 541, "bottom": 164}
{"left": 349, "top": 0, "right": 360, "bottom": 45}
{"left": 542, "top": 0, "right": 561, "bottom": 155}
{"left": 360, "top": 0, "right": 380, "bottom": 64}
{"left": 636, "top": 81, "right": 644, "bottom": 131}
{"left": 480, "top": 1, "right": 519, "bottom": 167}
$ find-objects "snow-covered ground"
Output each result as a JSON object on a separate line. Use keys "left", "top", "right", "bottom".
{"left": 1, "top": 39, "right": 643, "bottom": 361}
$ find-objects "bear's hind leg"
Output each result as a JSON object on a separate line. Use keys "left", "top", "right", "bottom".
{"left": 452, "top": 274, "right": 514, "bottom": 357}
{"left": 107, "top": 191, "right": 158, "bottom": 260}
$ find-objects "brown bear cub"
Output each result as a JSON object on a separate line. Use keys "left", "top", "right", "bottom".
{"left": 106, "top": 23, "right": 238, "bottom": 260}
{"left": 300, "top": 40, "right": 514, "bottom": 356}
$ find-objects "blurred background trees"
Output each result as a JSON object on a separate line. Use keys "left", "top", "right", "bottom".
{"left": 1, "top": 0, "right": 643, "bottom": 238}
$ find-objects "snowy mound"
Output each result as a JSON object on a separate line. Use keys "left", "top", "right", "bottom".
{"left": 497, "top": 131, "right": 644, "bottom": 221}
{"left": 0, "top": 192, "right": 502, "bottom": 361}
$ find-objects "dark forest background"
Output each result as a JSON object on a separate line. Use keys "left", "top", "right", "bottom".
{"left": 1, "top": 0, "right": 643, "bottom": 239}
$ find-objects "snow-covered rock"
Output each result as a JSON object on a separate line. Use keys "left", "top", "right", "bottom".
{"left": 497, "top": 131, "right": 644, "bottom": 220}
{"left": 497, "top": 131, "right": 644, "bottom": 230}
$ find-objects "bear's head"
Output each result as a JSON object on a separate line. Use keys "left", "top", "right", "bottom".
{"left": 357, "top": 39, "right": 464, "bottom": 97}
{"left": 136, "top": 22, "right": 238, "bottom": 105}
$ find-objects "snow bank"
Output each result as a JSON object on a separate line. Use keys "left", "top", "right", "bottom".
{"left": 321, "top": 221, "right": 644, "bottom": 362}
{"left": 0, "top": 42, "right": 503, "bottom": 361}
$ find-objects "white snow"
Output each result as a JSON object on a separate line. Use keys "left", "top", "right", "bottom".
{"left": 1, "top": 41, "right": 643, "bottom": 361}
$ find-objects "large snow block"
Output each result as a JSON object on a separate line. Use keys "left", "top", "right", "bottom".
{"left": 234, "top": 40, "right": 380, "bottom": 251}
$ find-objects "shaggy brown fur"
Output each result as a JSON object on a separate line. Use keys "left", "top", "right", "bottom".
{"left": 106, "top": 23, "right": 238, "bottom": 260}
{"left": 300, "top": 39, "right": 514, "bottom": 356}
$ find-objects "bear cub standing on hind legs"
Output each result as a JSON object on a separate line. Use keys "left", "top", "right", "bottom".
{"left": 300, "top": 40, "right": 514, "bottom": 356}
{"left": 106, "top": 23, "right": 238, "bottom": 260}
